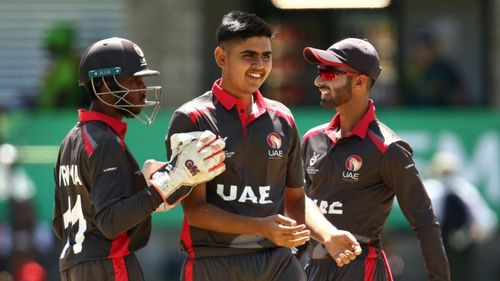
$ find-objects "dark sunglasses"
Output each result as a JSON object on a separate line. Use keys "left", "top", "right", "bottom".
{"left": 317, "top": 66, "right": 362, "bottom": 81}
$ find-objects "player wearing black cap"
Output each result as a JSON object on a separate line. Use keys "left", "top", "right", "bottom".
{"left": 165, "top": 11, "right": 362, "bottom": 281}
{"left": 301, "top": 38, "right": 450, "bottom": 281}
{"left": 52, "top": 37, "right": 226, "bottom": 281}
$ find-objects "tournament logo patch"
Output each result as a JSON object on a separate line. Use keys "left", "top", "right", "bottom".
{"left": 345, "top": 155, "right": 362, "bottom": 172}
{"left": 309, "top": 152, "right": 321, "bottom": 166}
{"left": 266, "top": 133, "right": 282, "bottom": 149}
{"left": 306, "top": 152, "right": 321, "bottom": 175}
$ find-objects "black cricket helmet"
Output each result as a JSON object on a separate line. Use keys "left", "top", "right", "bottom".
{"left": 79, "top": 37, "right": 162, "bottom": 125}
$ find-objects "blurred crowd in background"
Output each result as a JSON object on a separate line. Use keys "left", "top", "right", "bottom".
{"left": 0, "top": 0, "right": 499, "bottom": 280}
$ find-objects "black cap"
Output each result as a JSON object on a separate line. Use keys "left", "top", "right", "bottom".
{"left": 78, "top": 37, "right": 159, "bottom": 86}
{"left": 303, "top": 38, "right": 381, "bottom": 81}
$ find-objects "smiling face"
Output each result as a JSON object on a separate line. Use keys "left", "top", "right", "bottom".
{"left": 314, "top": 67, "right": 354, "bottom": 109}
{"left": 215, "top": 36, "right": 272, "bottom": 99}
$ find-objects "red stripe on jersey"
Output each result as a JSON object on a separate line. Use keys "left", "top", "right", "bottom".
{"left": 111, "top": 257, "right": 129, "bottom": 281}
{"left": 367, "top": 131, "right": 389, "bottom": 153}
{"left": 109, "top": 232, "right": 130, "bottom": 258}
{"left": 188, "top": 108, "right": 212, "bottom": 124}
{"left": 109, "top": 232, "right": 130, "bottom": 280}
{"left": 302, "top": 124, "right": 328, "bottom": 145}
{"left": 364, "top": 246, "right": 377, "bottom": 281}
{"left": 184, "top": 257, "right": 195, "bottom": 281}
{"left": 81, "top": 124, "right": 95, "bottom": 156}
{"left": 271, "top": 108, "right": 295, "bottom": 127}
{"left": 381, "top": 250, "right": 394, "bottom": 281}
{"left": 180, "top": 217, "right": 195, "bottom": 281}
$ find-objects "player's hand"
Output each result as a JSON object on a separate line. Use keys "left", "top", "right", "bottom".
{"left": 323, "top": 230, "right": 362, "bottom": 267}
{"left": 142, "top": 159, "right": 175, "bottom": 212}
{"left": 257, "top": 214, "right": 310, "bottom": 248}
{"left": 142, "top": 159, "right": 166, "bottom": 183}
{"left": 144, "top": 130, "right": 226, "bottom": 205}
{"left": 170, "top": 131, "right": 205, "bottom": 159}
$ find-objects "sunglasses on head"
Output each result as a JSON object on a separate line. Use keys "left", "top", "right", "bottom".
{"left": 317, "top": 65, "right": 362, "bottom": 81}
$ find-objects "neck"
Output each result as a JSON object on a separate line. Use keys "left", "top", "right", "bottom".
{"left": 336, "top": 99, "right": 369, "bottom": 137}
{"left": 219, "top": 80, "right": 254, "bottom": 113}
{"left": 89, "top": 101, "right": 122, "bottom": 120}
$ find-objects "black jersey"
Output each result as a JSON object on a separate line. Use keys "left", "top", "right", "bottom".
{"left": 302, "top": 100, "right": 450, "bottom": 281}
{"left": 52, "top": 110, "right": 163, "bottom": 271}
{"left": 166, "top": 79, "right": 305, "bottom": 257}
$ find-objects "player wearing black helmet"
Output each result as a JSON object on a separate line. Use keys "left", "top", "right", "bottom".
{"left": 52, "top": 37, "right": 226, "bottom": 281}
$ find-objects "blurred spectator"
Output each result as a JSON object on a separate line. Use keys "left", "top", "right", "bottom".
{"left": 0, "top": 144, "right": 50, "bottom": 281}
{"left": 423, "top": 151, "right": 498, "bottom": 281}
{"left": 401, "top": 27, "right": 468, "bottom": 106}
{"left": 39, "top": 23, "right": 88, "bottom": 109}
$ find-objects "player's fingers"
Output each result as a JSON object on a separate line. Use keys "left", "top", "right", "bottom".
{"left": 171, "top": 131, "right": 202, "bottom": 148}
{"left": 273, "top": 214, "right": 298, "bottom": 226}
{"left": 284, "top": 235, "right": 310, "bottom": 247}
{"left": 281, "top": 223, "right": 307, "bottom": 232}
{"left": 342, "top": 232, "right": 361, "bottom": 255}
{"left": 335, "top": 253, "right": 350, "bottom": 267}
{"left": 352, "top": 244, "right": 362, "bottom": 256}
{"left": 342, "top": 250, "right": 357, "bottom": 260}
{"left": 208, "top": 163, "right": 226, "bottom": 177}
{"left": 197, "top": 130, "right": 217, "bottom": 146}
{"left": 200, "top": 140, "right": 226, "bottom": 159}
{"left": 283, "top": 228, "right": 310, "bottom": 238}
{"left": 201, "top": 151, "right": 225, "bottom": 170}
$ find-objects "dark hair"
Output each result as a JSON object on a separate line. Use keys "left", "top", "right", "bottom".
{"left": 216, "top": 11, "right": 273, "bottom": 45}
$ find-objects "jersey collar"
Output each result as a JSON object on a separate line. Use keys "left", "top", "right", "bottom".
{"left": 325, "top": 99, "right": 376, "bottom": 142}
{"left": 211, "top": 79, "right": 267, "bottom": 116}
{"left": 78, "top": 109, "right": 128, "bottom": 140}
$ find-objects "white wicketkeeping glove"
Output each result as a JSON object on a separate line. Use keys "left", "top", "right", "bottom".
{"left": 143, "top": 130, "right": 226, "bottom": 208}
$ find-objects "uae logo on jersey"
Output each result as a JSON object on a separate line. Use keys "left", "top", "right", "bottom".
{"left": 267, "top": 132, "right": 283, "bottom": 158}
{"left": 343, "top": 155, "right": 362, "bottom": 181}
{"left": 345, "top": 155, "right": 362, "bottom": 172}
{"left": 267, "top": 133, "right": 282, "bottom": 149}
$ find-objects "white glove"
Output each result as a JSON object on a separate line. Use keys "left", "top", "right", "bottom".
{"left": 170, "top": 131, "right": 205, "bottom": 160}
{"left": 143, "top": 130, "right": 226, "bottom": 206}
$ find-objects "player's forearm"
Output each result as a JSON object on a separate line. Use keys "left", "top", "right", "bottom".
{"left": 304, "top": 196, "right": 338, "bottom": 243}
{"left": 95, "top": 186, "right": 163, "bottom": 239}
{"left": 184, "top": 202, "right": 264, "bottom": 235}
{"left": 414, "top": 224, "right": 451, "bottom": 281}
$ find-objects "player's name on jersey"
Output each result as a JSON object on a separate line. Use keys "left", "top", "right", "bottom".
{"left": 59, "top": 164, "right": 83, "bottom": 187}
{"left": 216, "top": 184, "right": 273, "bottom": 204}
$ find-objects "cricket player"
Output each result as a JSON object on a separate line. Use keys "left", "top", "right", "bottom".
{"left": 301, "top": 38, "right": 450, "bottom": 281}
{"left": 52, "top": 37, "right": 226, "bottom": 281}
{"left": 165, "top": 11, "right": 362, "bottom": 281}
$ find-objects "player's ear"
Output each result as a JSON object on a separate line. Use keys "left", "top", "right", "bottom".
{"left": 214, "top": 46, "right": 226, "bottom": 68}
{"left": 353, "top": 75, "right": 368, "bottom": 89}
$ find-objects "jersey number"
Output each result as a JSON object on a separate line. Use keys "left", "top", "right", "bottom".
{"left": 60, "top": 195, "right": 87, "bottom": 259}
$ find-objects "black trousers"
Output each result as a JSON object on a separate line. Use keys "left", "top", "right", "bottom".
{"left": 60, "top": 254, "right": 145, "bottom": 281}
{"left": 181, "top": 247, "right": 306, "bottom": 281}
